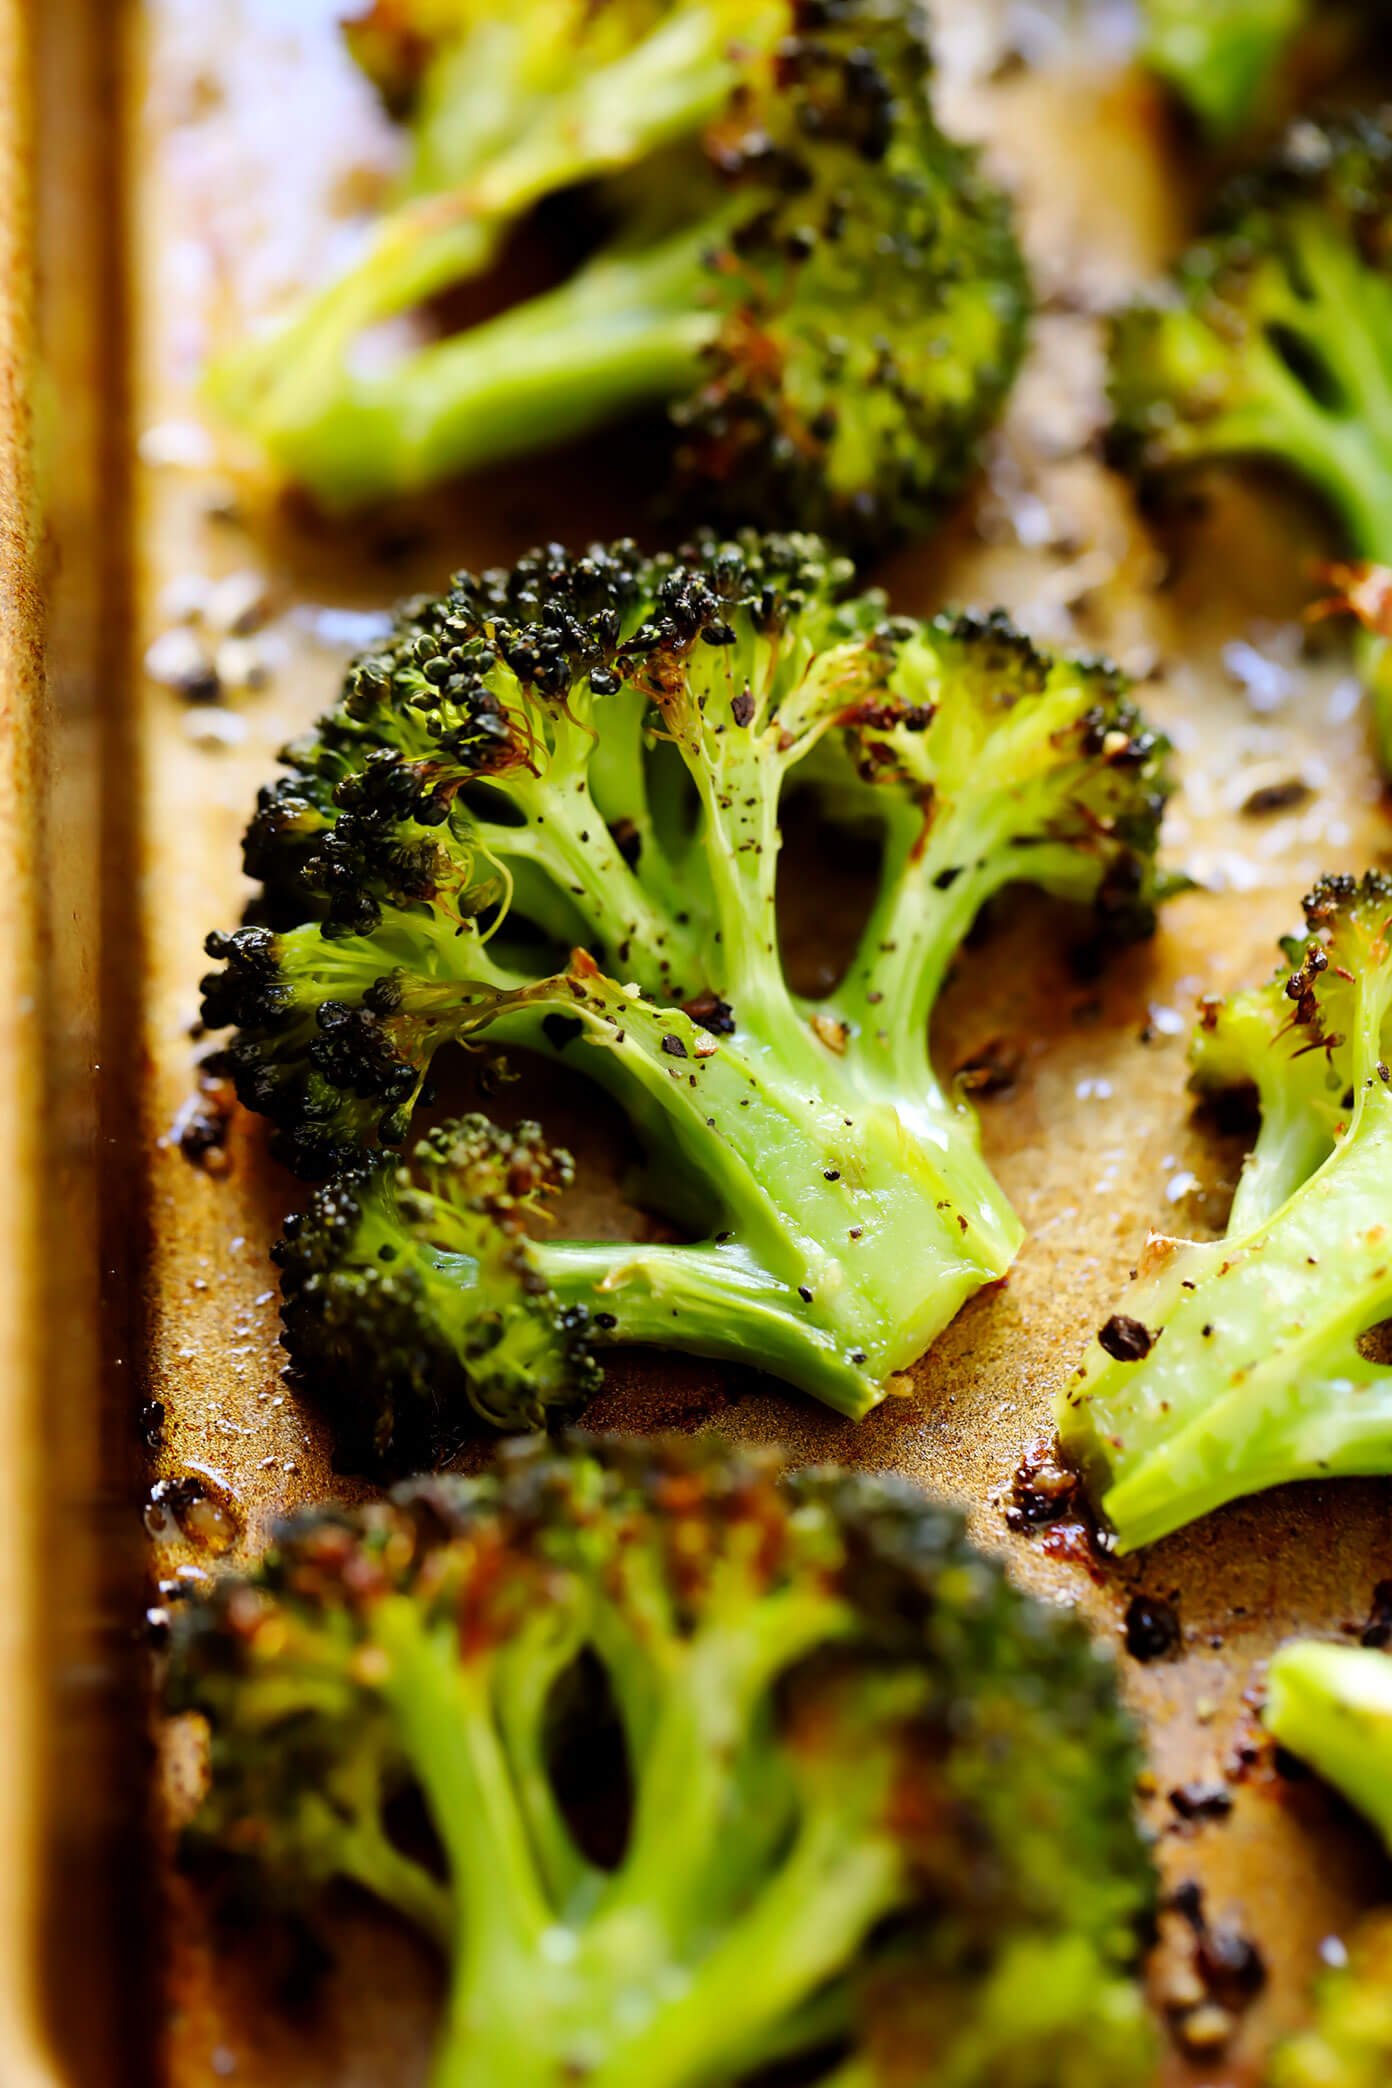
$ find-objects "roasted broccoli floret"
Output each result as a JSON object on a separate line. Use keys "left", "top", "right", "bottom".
{"left": 1058, "top": 871, "right": 1392, "bottom": 1552}
{"left": 1271, "top": 1912, "right": 1392, "bottom": 2088}
{"left": 1139, "top": 0, "right": 1308, "bottom": 134}
{"left": 204, "top": 0, "right": 1028, "bottom": 549}
{"left": 202, "top": 533, "right": 1171, "bottom": 1451}
{"left": 1110, "top": 113, "right": 1392, "bottom": 763}
{"left": 1265, "top": 1644, "right": 1392, "bottom": 2086}
{"left": 168, "top": 1435, "right": 1158, "bottom": 2088}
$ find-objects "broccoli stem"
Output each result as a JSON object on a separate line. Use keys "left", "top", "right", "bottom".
{"left": 1223, "top": 1080, "right": 1337, "bottom": 1238}
{"left": 1358, "top": 629, "right": 1392, "bottom": 774}
{"left": 1207, "top": 227, "right": 1392, "bottom": 562}
{"left": 1142, "top": 0, "right": 1306, "bottom": 134}
{"left": 330, "top": 1806, "right": 455, "bottom": 1951}
{"left": 839, "top": 810, "right": 997, "bottom": 1093}
{"left": 208, "top": 1, "right": 765, "bottom": 454}
{"left": 402, "top": 21, "right": 548, "bottom": 198}
{"left": 387, "top": 954, "right": 1022, "bottom": 1410}
{"left": 821, "top": 807, "right": 1026, "bottom": 1263}
{"left": 491, "top": 1612, "right": 597, "bottom": 1914}
{"left": 540, "top": 1241, "right": 888, "bottom": 1418}
{"left": 245, "top": 222, "right": 723, "bottom": 508}
{"left": 592, "top": 1809, "right": 903, "bottom": 2088}
{"left": 499, "top": 741, "right": 705, "bottom": 997}
{"left": 382, "top": 1569, "right": 900, "bottom": 2088}
{"left": 430, "top": 2, "right": 768, "bottom": 225}
{"left": 1265, "top": 1641, "right": 1392, "bottom": 1847}
{"left": 374, "top": 1601, "right": 552, "bottom": 1991}
{"left": 602, "top": 1586, "right": 854, "bottom": 1936}
{"left": 582, "top": 685, "right": 702, "bottom": 943}
{"left": 523, "top": 977, "right": 1019, "bottom": 1377}
{"left": 1061, "top": 1088, "right": 1392, "bottom": 1551}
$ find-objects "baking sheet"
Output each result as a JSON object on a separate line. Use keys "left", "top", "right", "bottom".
{"left": 112, "top": 3, "right": 1392, "bottom": 2081}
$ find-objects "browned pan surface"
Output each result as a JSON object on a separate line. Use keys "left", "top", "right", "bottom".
{"left": 118, "top": 5, "right": 1392, "bottom": 2082}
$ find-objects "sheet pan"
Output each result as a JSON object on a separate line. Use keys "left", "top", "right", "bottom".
{"left": 10, "top": 1, "right": 1392, "bottom": 2080}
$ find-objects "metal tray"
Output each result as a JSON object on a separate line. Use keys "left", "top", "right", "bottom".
{"left": 8, "top": 1, "right": 1392, "bottom": 2080}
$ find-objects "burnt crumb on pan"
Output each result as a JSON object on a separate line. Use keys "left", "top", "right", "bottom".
{"left": 144, "top": 1473, "right": 241, "bottom": 1555}
{"left": 144, "top": 626, "right": 221, "bottom": 704}
{"left": 1004, "top": 1440, "right": 1110, "bottom": 1576}
{"left": 168, "top": 1062, "right": 237, "bottom": 1174}
{"left": 371, "top": 525, "right": 432, "bottom": 566}
{"left": 1169, "top": 1780, "right": 1234, "bottom": 1824}
{"left": 954, "top": 1037, "right": 1020, "bottom": 1097}
{"left": 1198, "top": 1921, "right": 1267, "bottom": 2001}
{"left": 1362, "top": 1578, "right": 1392, "bottom": 1647}
{"left": 1158, "top": 1880, "right": 1265, "bottom": 2056}
{"left": 1004, "top": 1436, "right": 1081, "bottom": 1529}
{"left": 1124, "top": 1591, "right": 1182, "bottom": 1662}
{"left": 1241, "top": 775, "right": 1313, "bottom": 817}
{"left": 1098, "top": 1313, "right": 1155, "bottom": 1362}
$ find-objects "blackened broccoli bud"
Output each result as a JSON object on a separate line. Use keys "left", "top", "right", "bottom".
{"left": 275, "top": 1116, "right": 601, "bottom": 1457}
{"left": 169, "top": 1435, "right": 1157, "bottom": 2088}
{"left": 1109, "top": 110, "right": 1392, "bottom": 764}
{"left": 203, "top": 0, "right": 1028, "bottom": 553}
{"left": 199, "top": 922, "right": 462, "bottom": 1180}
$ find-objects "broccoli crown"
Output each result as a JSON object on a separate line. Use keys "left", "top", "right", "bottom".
{"left": 202, "top": 533, "right": 1171, "bottom": 1449}
{"left": 1110, "top": 112, "right": 1392, "bottom": 550}
{"left": 1139, "top": 0, "right": 1307, "bottom": 135}
{"left": 1058, "top": 870, "right": 1392, "bottom": 1552}
{"left": 1110, "top": 111, "right": 1392, "bottom": 765}
{"left": 1271, "top": 1909, "right": 1392, "bottom": 2088}
{"left": 169, "top": 1435, "right": 1157, "bottom": 2088}
{"left": 667, "top": 0, "right": 1030, "bottom": 547}
{"left": 205, "top": 0, "right": 1028, "bottom": 550}
{"left": 276, "top": 1116, "right": 603, "bottom": 1459}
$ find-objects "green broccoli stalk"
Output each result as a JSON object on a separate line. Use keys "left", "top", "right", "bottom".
{"left": 202, "top": 533, "right": 1171, "bottom": 1449}
{"left": 1058, "top": 871, "right": 1392, "bottom": 1553}
{"left": 1264, "top": 1642, "right": 1392, "bottom": 2085}
{"left": 1270, "top": 1910, "right": 1392, "bottom": 2087}
{"left": 1138, "top": 0, "right": 1307, "bottom": 135}
{"left": 168, "top": 1435, "right": 1157, "bottom": 2088}
{"left": 204, "top": 0, "right": 1029, "bottom": 550}
{"left": 1266, "top": 1639, "right": 1392, "bottom": 1848}
{"left": 1109, "top": 113, "right": 1392, "bottom": 764}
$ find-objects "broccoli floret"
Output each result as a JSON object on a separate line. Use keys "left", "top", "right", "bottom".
{"left": 1058, "top": 871, "right": 1392, "bottom": 1553}
{"left": 1271, "top": 1911, "right": 1392, "bottom": 2088}
{"left": 1109, "top": 113, "right": 1392, "bottom": 763}
{"left": 1139, "top": 0, "right": 1307, "bottom": 134}
{"left": 204, "top": 0, "right": 1028, "bottom": 550}
{"left": 202, "top": 533, "right": 1172, "bottom": 1449}
{"left": 277, "top": 1116, "right": 604, "bottom": 1455}
{"left": 168, "top": 1434, "right": 1157, "bottom": 2088}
